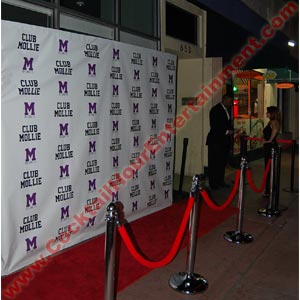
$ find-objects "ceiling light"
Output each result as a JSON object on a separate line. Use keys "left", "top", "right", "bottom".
{"left": 276, "top": 83, "right": 294, "bottom": 89}
{"left": 288, "top": 40, "right": 295, "bottom": 47}
{"left": 76, "top": 1, "right": 85, "bottom": 7}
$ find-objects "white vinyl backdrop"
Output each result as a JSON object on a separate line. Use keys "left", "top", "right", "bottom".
{"left": 1, "top": 20, "right": 177, "bottom": 275}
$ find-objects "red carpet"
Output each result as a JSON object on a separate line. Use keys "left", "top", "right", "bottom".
{"left": 2, "top": 199, "right": 237, "bottom": 300}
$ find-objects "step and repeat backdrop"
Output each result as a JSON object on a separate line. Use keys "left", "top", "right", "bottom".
{"left": 2, "top": 20, "right": 177, "bottom": 275}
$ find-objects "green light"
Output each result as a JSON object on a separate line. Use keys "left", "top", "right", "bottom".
{"left": 233, "top": 86, "right": 238, "bottom": 92}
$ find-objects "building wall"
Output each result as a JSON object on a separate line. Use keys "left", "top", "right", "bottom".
{"left": 264, "top": 83, "right": 278, "bottom": 109}
{"left": 174, "top": 57, "right": 222, "bottom": 176}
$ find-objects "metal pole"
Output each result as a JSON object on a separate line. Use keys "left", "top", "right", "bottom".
{"left": 53, "top": 0, "right": 60, "bottom": 29}
{"left": 236, "top": 157, "right": 246, "bottom": 233}
{"left": 290, "top": 140, "right": 296, "bottom": 192}
{"left": 186, "top": 180, "right": 200, "bottom": 275}
{"left": 283, "top": 140, "right": 298, "bottom": 193}
{"left": 169, "top": 175, "right": 208, "bottom": 295}
{"left": 268, "top": 147, "right": 276, "bottom": 210}
{"left": 274, "top": 146, "right": 281, "bottom": 211}
{"left": 224, "top": 157, "right": 253, "bottom": 244}
{"left": 104, "top": 203, "right": 119, "bottom": 300}
{"left": 258, "top": 147, "right": 275, "bottom": 215}
{"left": 291, "top": 140, "right": 296, "bottom": 191}
{"left": 179, "top": 138, "right": 189, "bottom": 194}
{"left": 258, "top": 146, "right": 280, "bottom": 217}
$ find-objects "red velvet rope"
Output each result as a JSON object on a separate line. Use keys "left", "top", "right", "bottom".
{"left": 199, "top": 170, "right": 241, "bottom": 211}
{"left": 117, "top": 196, "right": 195, "bottom": 268}
{"left": 244, "top": 137, "right": 263, "bottom": 142}
{"left": 246, "top": 159, "right": 271, "bottom": 193}
{"left": 245, "top": 136, "right": 293, "bottom": 144}
{"left": 277, "top": 139, "right": 293, "bottom": 144}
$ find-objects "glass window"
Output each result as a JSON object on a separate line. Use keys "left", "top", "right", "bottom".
{"left": 166, "top": 2, "right": 198, "bottom": 45}
{"left": 101, "top": 0, "right": 114, "bottom": 23}
{"left": 60, "top": 14, "right": 114, "bottom": 39}
{"left": 60, "top": 0, "right": 114, "bottom": 23}
{"left": 1, "top": 2, "right": 51, "bottom": 27}
{"left": 120, "top": 0, "right": 157, "bottom": 37}
{"left": 120, "top": 31, "right": 157, "bottom": 49}
{"left": 60, "top": 0, "right": 101, "bottom": 18}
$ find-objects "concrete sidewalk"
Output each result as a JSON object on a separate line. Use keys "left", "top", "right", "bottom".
{"left": 118, "top": 151, "right": 299, "bottom": 300}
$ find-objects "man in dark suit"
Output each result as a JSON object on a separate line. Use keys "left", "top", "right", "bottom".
{"left": 206, "top": 94, "right": 234, "bottom": 189}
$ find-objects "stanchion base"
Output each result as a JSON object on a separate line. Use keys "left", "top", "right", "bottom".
{"left": 283, "top": 187, "right": 299, "bottom": 193}
{"left": 224, "top": 231, "right": 253, "bottom": 244}
{"left": 257, "top": 207, "right": 281, "bottom": 218}
{"left": 169, "top": 272, "right": 208, "bottom": 295}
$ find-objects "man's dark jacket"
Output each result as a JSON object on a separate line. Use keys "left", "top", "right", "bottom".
{"left": 206, "top": 102, "right": 233, "bottom": 146}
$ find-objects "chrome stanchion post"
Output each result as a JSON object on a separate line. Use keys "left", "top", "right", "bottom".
{"left": 104, "top": 202, "right": 119, "bottom": 300}
{"left": 269, "top": 147, "right": 276, "bottom": 211}
{"left": 224, "top": 156, "right": 253, "bottom": 244}
{"left": 283, "top": 139, "right": 299, "bottom": 193}
{"left": 274, "top": 146, "right": 282, "bottom": 213}
{"left": 169, "top": 175, "right": 208, "bottom": 295}
{"left": 258, "top": 146, "right": 280, "bottom": 217}
{"left": 186, "top": 177, "right": 201, "bottom": 276}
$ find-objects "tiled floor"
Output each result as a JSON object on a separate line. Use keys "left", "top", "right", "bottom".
{"left": 118, "top": 151, "right": 299, "bottom": 300}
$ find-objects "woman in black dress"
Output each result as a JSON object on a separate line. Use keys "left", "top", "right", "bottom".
{"left": 263, "top": 106, "right": 281, "bottom": 197}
